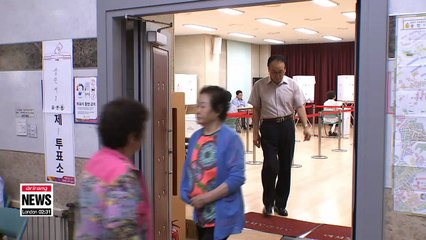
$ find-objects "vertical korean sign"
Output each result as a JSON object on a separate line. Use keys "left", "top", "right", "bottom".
{"left": 42, "top": 40, "right": 76, "bottom": 185}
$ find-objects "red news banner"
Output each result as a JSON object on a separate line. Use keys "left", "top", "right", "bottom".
{"left": 20, "top": 183, "right": 54, "bottom": 217}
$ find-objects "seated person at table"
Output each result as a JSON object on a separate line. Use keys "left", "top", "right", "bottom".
{"left": 225, "top": 91, "right": 239, "bottom": 132}
{"left": 232, "top": 90, "right": 248, "bottom": 130}
{"left": 323, "top": 91, "right": 343, "bottom": 136}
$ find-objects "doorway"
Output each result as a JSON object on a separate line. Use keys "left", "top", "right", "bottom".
{"left": 97, "top": 0, "right": 388, "bottom": 239}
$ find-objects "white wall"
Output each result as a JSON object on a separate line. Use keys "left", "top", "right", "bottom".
{"left": 205, "top": 36, "right": 220, "bottom": 86}
{"left": 227, "top": 40, "right": 252, "bottom": 101}
{"left": 0, "top": 0, "right": 97, "bottom": 44}
{"left": 175, "top": 35, "right": 271, "bottom": 101}
{"left": 259, "top": 45, "right": 271, "bottom": 77}
{"left": 0, "top": 0, "right": 98, "bottom": 157}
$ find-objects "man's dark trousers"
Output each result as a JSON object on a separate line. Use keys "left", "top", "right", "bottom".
{"left": 260, "top": 118, "right": 295, "bottom": 209}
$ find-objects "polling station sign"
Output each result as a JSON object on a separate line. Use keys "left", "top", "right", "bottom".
{"left": 20, "top": 183, "right": 53, "bottom": 216}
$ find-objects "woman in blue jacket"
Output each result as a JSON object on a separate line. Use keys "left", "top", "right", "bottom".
{"left": 180, "top": 86, "right": 246, "bottom": 240}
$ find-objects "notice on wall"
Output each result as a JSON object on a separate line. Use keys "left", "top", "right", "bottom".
{"left": 42, "top": 40, "right": 73, "bottom": 113}
{"left": 74, "top": 77, "right": 97, "bottom": 124}
{"left": 393, "top": 14, "right": 426, "bottom": 215}
{"left": 16, "top": 108, "right": 35, "bottom": 118}
{"left": 293, "top": 75, "right": 316, "bottom": 103}
{"left": 44, "top": 113, "right": 75, "bottom": 185}
{"left": 16, "top": 118, "right": 27, "bottom": 136}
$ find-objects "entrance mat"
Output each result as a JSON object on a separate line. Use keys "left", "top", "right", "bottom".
{"left": 305, "top": 224, "right": 352, "bottom": 240}
{"left": 244, "top": 212, "right": 320, "bottom": 237}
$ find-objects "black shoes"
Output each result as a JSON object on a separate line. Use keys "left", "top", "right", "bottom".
{"left": 263, "top": 205, "right": 288, "bottom": 216}
{"left": 263, "top": 206, "right": 273, "bottom": 216}
{"left": 328, "top": 131, "right": 338, "bottom": 137}
{"left": 274, "top": 206, "right": 288, "bottom": 216}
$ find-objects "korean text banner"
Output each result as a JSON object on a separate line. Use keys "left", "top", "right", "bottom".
{"left": 42, "top": 39, "right": 73, "bottom": 113}
{"left": 44, "top": 113, "right": 76, "bottom": 185}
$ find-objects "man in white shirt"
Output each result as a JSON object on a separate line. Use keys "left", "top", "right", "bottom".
{"left": 323, "top": 90, "right": 343, "bottom": 136}
{"left": 249, "top": 55, "right": 311, "bottom": 217}
{"left": 232, "top": 90, "right": 248, "bottom": 130}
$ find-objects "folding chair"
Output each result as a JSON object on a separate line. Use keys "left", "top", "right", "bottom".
{"left": 0, "top": 207, "right": 28, "bottom": 240}
{"left": 321, "top": 110, "right": 340, "bottom": 136}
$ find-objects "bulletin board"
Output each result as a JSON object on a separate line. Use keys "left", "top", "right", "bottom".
{"left": 174, "top": 74, "right": 197, "bottom": 105}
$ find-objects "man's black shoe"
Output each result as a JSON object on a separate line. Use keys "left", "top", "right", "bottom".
{"left": 262, "top": 206, "right": 273, "bottom": 216}
{"left": 274, "top": 206, "right": 288, "bottom": 216}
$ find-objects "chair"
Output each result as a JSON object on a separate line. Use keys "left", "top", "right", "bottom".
{"left": 321, "top": 110, "right": 340, "bottom": 136}
{"left": 0, "top": 207, "right": 28, "bottom": 240}
{"left": 224, "top": 117, "right": 239, "bottom": 132}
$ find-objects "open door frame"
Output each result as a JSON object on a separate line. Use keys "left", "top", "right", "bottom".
{"left": 97, "top": 0, "right": 388, "bottom": 239}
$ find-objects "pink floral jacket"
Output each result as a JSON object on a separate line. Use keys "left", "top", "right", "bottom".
{"left": 75, "top": 148, "right": 152, "bottom": 240}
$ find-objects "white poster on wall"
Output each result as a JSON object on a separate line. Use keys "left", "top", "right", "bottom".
{"left": 337, "top": 75, "right": 355, "bottom": 102}
{"left": 44, "top": 113, "right": 75, "bottom": 185}
{"left": 42, "top": 40, "right": 73, "bottom": 113}
{"left": 293, "top": 75, "right": 316, "bottom": 103}
{"left": 174, "top": 74, "right": 197, "bottom": 105}
{"left": 74, "top": 77, "right": 97, "bottom": 124}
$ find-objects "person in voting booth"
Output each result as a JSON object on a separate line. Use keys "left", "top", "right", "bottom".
{"left": 180, "top": 86, "right": 245, "bottom": 240}
{"left": 248, "top": 55, "right": 312, "bottom": 217}
{"left": 76, "top": 98, "right": 152, "bottom": 240}
{"left": 323, "top": 90, "right": 344, "bottom": 136}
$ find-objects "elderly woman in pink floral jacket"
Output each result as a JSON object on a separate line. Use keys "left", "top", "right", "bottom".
{"left": 75, "top": 99, "right": 152, "bottom": 240}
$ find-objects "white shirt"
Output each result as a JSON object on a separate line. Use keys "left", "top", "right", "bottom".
{"left": 248, "top": 76, "right": 304, "bottom": 119}
{"left": 323, "top": 99, "right": 343, "bottom": 123}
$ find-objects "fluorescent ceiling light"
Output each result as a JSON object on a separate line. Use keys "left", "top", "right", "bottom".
{"left": 312, "top": 0, "right": 338, "bottom": 7}
{"left": 183, "top": 24, "right": 217, "bottom": 32}
{"left": 342, "top": 11, "right": 356, "bottom": 20}
{"left": 229, "top": 32, "right": 255, "bottom": 39}
{"left": 264, "top": 39, "right": 285, "bottom": 44}
{"left": 323, "top": 35, "right": 343, "bottom": 41}
{"left": 217, "top": 8, "right": 244, "bottom": 15}
{"left": 256, "top": 18, "right": 287, "bottom": 27}
{"left": 294, "top": 28, "right": 318, "bottom": 35}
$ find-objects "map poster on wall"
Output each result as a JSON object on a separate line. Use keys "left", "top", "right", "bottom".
{"left": 174, "top": 74, "right": 197, "bottom": 105}
{"left": 393, "top": 166, "right": 426, "bottom": 215}
{"left": 44, "top": 113, "right": 75, "bottom": 185}
{"left": 337, "top": 75, "right": 355, "bottom": 102}
{"left": 293, "top": 75, "right": 315, "bottom": 103}
{"left": 74, "top": 77, "right": 97, "bottom": 124}
{"left": 42, "top": 39, "right": 73, "bottom": 113}
{"left": 393, "top": 14, "right": 426, "bottom": 215}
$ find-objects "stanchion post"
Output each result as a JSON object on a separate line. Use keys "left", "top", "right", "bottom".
{"left": 332, "top": 109, "right": 347, "bottom": 152}
{"left": 246, "top": 116, "right": 262, "bottom": 165}
{"left": 312, "top": 112, "right": 328, "bottom": 159}
{"left": 245, "top": 116, "right": 252, "bottom": 153}
{"left": 312, "top": 104, "right": 318, "bottom": 137}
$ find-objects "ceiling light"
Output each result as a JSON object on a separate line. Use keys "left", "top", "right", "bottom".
{"left": 229, "top": 32, "right": 255, "bottom": 39}
{"left": 342, "top": 11, "right": 356, "bottom": 20}
{"left": 264, "top": 39, "right": 285, "bottom": 44}
{"left": 217, "top": 8, "right": 244, "bottom": 15}
{"left": 256, "top": 18, "right": 287, "bottom": 27}
{"left": 294, "top": 28, "right": 318, "bottom": 35}
{"left": 183, "top": 24, "right": 217, "bottom": 32}
{"left": 312, "top": 0, "right": 338, "bottom": 7}
{"left": 323, "top": 35, "right": 343, "bottom": 41}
